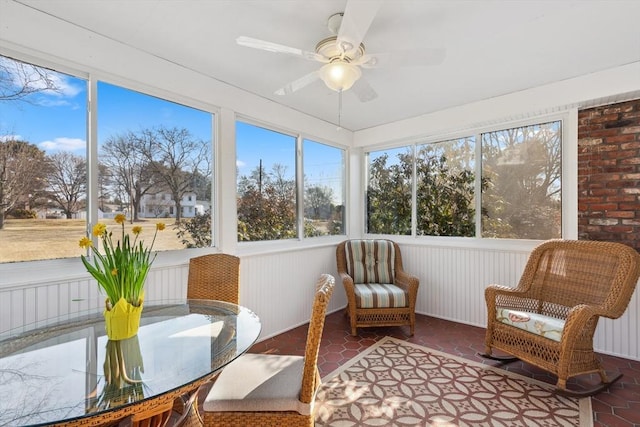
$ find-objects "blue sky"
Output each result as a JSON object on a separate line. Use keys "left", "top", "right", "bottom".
{"left": 0, "top": 55, "right": 343, "bottom": 199}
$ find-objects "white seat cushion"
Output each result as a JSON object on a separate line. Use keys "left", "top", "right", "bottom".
{"left": 496, "top": 307, "right": 565, "bottom": 342}
{"left": 203, "top": 353, "right": 313, "bottom": 415}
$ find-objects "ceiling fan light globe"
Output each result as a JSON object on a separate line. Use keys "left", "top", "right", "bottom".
{"left": 319, "top": 61, "right": 362, "bottom": 92}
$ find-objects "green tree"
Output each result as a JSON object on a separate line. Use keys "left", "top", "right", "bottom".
{"left": 175, "top": 209, "right": 211, "bottom": 248}
{"left": 237, "top": 163, "right": 296, "bottom": 241}
{"left": 367, "top": 141, "right": 483, "bottom": 237}
{"left": 415, "top": 141, "right": 479, "bottom": 237}
{"left": 367, "top": 153, "right": 412, "bottom": 235}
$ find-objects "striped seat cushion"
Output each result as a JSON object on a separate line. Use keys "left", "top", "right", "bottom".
{"left": 355, "top": 283, "right": 408, "bottom": 308}
{"left": 345, "top": 240, "right": 395, "bottom": 284}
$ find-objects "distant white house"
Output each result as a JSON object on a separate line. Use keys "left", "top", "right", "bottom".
{"left": 138, "top": 191, "right": 208, "bottom": 219}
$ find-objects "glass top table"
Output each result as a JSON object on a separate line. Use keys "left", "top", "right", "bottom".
{"left": 0, "top": 299, "right": 261, "bottom": 426}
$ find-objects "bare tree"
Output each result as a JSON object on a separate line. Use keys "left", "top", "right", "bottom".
{"left": 0, "top": 140, "right": 49, "bottom": 228}
{"left": 304, "top": 185, "right": 334, "bottom": 219}
{"left": 45, "top": 152, "right": 86, "bottom": 219}
{"left": 0, "top": 56, "right": 61, "bottom": 102}
{"left": 137, "top": 127, "right": 211, "bottom": 222}
{"left": 101, "top": 133, "right": 157, "bottom": 221}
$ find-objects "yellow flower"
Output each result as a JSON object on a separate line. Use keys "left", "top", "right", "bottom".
{"left": 114, "top": 213, "right": 127, "bottom": 224}
{"left": 93, "top": 223, "right": 107, "bottom": 236}
{"left": 80, "top": 218, "right": 163, "bottom": 308}
{"left": 79, "top": 236, "right": 93, "bottom": 249}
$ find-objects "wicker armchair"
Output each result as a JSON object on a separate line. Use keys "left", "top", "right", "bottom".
{"left": 337, "top": 239, "right": 419, "bottom": 336}
{"left": 201, "top": 274, "right": 335, "bottom": 427}
{"left": 187, "top": 253, "right": 240, "bottom": 304}
{"left": 482, "top": 239, "right": 640, "bottom": 396}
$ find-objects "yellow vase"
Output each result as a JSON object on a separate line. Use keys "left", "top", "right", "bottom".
{"left": 104, "top": 296, "right": 144, "bottom": 340}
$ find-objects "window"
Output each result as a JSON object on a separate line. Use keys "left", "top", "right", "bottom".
{"left": 97, "top": 82, "right": 213, "bottom": 250}
{"left": 416, "top": 137, "right": 476, "bottom": 237}
{"left": 481, "top": 121, "right": 562, "bottom": 239}
{"left": 236, "top": 121, "right": 297, "bottom": 241}
{"left": 365, "top": 119, "right": 563, "bottom": 239}
{"left": 366, "top": 146, "right": 413, "bottom": 235}
{"left": 303, "top": 139, "right": 345, "bottom": 237}
{"left": 0, "top": 54, "right": 216, "bottom": 264}
{"left": 0, "top": 55, "right": 87, "bottom": 263}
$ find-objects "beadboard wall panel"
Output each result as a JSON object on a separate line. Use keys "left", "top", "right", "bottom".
{"left": 2, "top": 244, "right": 638, "bottom": 361}
{"left": 239, "top": 246, "right": 343, "bottom": 340}
{"left": 400, "top": 243, "right": 640, "bottom": 361}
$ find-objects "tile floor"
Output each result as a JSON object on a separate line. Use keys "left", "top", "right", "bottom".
{"left": 250, "top": 310, "right": 640, "bottom": 427}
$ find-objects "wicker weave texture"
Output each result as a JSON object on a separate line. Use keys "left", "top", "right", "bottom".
{"left": 202, "top": 274, "right": 335, "bottom": 427}
{"left": 187, "top": 254, "right": 240, "bottom": 304}
{"left": 49, "top": 373, "right": 214, "bottom": 427}
{"left": 337, "top": 240, "right": 419, "bottom": 336}
{"left": 484, "top": 239, "right": 640, "bottom": 392}
{"left": 118, "top": 400, "right": 173, "bottom": 427}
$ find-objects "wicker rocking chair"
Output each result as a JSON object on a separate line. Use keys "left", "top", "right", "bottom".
{"left": 337, "top": 239, "right": 419, "bottom": 336}
{"left": 482, "top": 239, "right": 640, "bottom": 396}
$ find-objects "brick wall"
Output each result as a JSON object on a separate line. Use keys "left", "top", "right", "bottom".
{"left": 577, "top": 98, "right": 640, "bottom": 251}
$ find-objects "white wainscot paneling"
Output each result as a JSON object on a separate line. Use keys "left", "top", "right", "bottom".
{"left": 3, "top": 244, "right": 638, "bottom": 361}
{"left": 0, "top": 247, "right": 344, "bottom": 342}
{"left": 401, "top": 243, "right": 640, "bottom": 361}
{"left": 239, "top": 246, "right": 344, "bottom": 341}
{"left": 0, "top": 264, "right": 188, "bottom": 338}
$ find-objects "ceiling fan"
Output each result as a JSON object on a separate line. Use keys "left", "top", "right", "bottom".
{"left": 236, "top": 0, "right": 445, "bottom": 103}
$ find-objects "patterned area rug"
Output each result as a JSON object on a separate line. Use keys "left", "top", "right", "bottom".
{"left": 315, "top": 336, "right": 592, "bottom": 427}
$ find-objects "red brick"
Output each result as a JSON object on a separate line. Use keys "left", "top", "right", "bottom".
{"left": 607, "top": 196, "right": 637, "bottom": 203}
{"left": 605, "top": 150, "right": 637, "bottom": 159}
{"left": 590, "top": 129, "right": 623, "bottom": 138}
{"left": 589, "top": 203, "right": 619, "bottom": 211}
{"left": 603, "top": 226, "right": 634, "bottom": 233}
{"left": 620, "top": 157, "right": 640, "bottom": 165}
{"left": 587, "top": 189, "right": 618, "bottom": 197}
{"left": 605, "top": 211, "right": 636, "bottom": 218}
{"left": 621, "top": 126, "right": 640, "bottom": 134}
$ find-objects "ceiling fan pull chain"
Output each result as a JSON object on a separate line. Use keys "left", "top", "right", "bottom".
{"left": 337, "top": 89, "right": 343, "bottom": 131}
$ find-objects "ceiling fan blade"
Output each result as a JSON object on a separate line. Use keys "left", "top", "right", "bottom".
{"left": 274, "top": 70, "right": 321, "bottom": 96}
{"left": 236, "top": 36, "right": 327, "bottom": 62}
{"left": 351, "top": 76, "right": 378, "bottom": 103}
{"left": 337, "top": 0, "right": 384, "bottom": 56}
{"left": 357, "top": 48, "right": 447, "bottom": 68}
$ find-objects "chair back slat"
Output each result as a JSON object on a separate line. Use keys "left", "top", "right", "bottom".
{"left": 300, "top": 274, "right": 335, "bottom": 404}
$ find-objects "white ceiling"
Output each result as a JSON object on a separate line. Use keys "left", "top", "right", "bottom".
{"left": 14, "top": 0, "right": 640, "bottom": 131}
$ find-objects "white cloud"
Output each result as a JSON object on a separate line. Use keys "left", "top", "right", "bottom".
{"left": 0, "top": 134, "right": 22, "bottom": 142}
{"left": 236, "top": 160, "right": 246, "bottom": 168}
{"left": 39, "top": 137, "right": 86, "bottom": 153}
{"left": 1, "top": 56, "right": 83, "bottom": 99}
